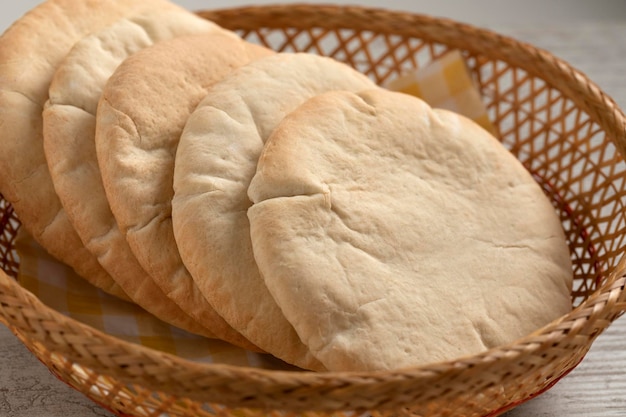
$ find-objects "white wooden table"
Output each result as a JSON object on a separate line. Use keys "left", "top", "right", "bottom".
{"left": 0, "top": 18, "right": 625, "bottom": 417}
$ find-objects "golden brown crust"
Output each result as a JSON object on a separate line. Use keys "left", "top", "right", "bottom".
{"left": 0, "top": 0, "right": 181, "bottom": 299}
{"left": 42, "top": 9, "right": 229, "bottom": 339}
{"left": 95, "top": 32, "right": 273, "bottom": 350}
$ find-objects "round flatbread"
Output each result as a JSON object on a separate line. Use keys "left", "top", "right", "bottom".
{"left": 42, "top": 10, "right": 234, "bottom": 337}
{"left": 247, "top": 89, "right": 574, "bottom": 371}
{"left": 172, "top": 53, "right": 376, "bottom": 370}
{"left": 95, "top": 33, "right": 272, "bottom": 349}
{"left": 0, "top": 0, "right": 182, "bottom": 299}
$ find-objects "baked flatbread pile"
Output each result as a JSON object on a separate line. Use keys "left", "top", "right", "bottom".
{"left": 0, "top": 0, "right": 573, "bottom": 372}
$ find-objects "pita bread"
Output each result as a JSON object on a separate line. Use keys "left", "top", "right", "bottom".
{"left": 172, "top": 53, "right": 376, "bottom": 370}
{"left": 247, "top": 89, "right": 574, "bottom": 371}
{"left": 0, "top": 0, "right": 182, "bottom": 299}
{"left": 95, "top": 33, "right": 272, "bottom": 349}
{"left": 43, "top": 10, "right": 233, "bottom": 337}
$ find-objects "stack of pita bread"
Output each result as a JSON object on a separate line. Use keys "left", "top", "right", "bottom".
{"left": 0, "top": 0, "right": 573, "bottom": 372}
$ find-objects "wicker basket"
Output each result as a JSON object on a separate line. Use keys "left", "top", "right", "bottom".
{"left": 1, "top": 5, "right": 626, "bottom": 417}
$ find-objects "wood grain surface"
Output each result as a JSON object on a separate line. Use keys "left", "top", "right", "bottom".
{"left": 1, "top": 21, "right": 625, "bottom": 417}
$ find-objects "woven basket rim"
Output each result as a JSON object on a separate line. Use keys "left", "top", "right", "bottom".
{"left": 2, "top": 265, "right": 624, "bottom": 413}
{"left": 1, "top": 4, "right": 626, "bottom": 413}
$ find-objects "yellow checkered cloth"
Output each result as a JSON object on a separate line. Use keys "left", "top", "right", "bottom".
{"left": 16, "top": 49, "right": 494, "bottom": 368}
{"left": 385, "top": 49, "right": 495, "bottom": 134}
{"left": 15, "top": 230, "right": 291, "bottom": 369}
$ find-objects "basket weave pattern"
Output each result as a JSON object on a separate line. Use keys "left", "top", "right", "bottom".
{"left": 1, "top": 5, "right": 626, "bottom": 417}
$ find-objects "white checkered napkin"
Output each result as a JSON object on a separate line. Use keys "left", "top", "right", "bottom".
{"left": 385, "top": 49, "right": 496, "bottom": 135}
